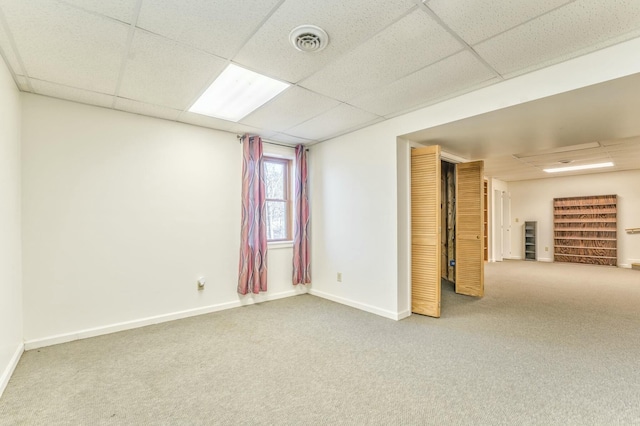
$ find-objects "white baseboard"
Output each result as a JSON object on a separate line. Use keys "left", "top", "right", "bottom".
{"left": 24, "top": 288, "right": 306, "bottom": 350}
{"left": 309, "top": 289, "right": 405, "bottom": 321}
{"left": 0, "top": 343, "right": 24, "bottom": 398}
{"left": 397, "top": 309, "right": 411, "bottom": 320}
{"left": 621, "top": 259, "right": 640, "bottom": 269}
{"left": 538, "top": 257, "right": 553, "bottom": 262}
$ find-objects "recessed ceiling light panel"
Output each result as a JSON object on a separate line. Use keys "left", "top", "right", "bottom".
{"left": 289, "top": 25, "right": 329, "bottom": 52}
{"left": 543, "top": 162, "right": 614, "bottom": 173}
{"left": 188, "top": 64, "right": 289, "bottom": 122}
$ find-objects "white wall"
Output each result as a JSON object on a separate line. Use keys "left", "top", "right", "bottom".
{"left": 0, "top": 59, "right": 23, "bottom": 395}
{"left": 309, "top": 37, "right": 640, "bottom": 319}
{"left": 509, "top": 170, "right": 640, "bottom": 266}
{"left": 309, "top": 130, "right": 399, "bottom": 318}
{"left": 21, "top": 94, "right": 301, "bottom": 346}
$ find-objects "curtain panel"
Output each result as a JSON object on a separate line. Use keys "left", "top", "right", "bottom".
{"left": 293, "top": 145, "right": 311, "bottom": 285}
{"left": 238, "top": 135, "right": 268, "bottom": 294}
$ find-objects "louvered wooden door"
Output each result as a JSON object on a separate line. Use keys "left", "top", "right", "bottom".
{"left": 411, "top": 145, "right": 441, "bottom": 317}
{"left": 455, "top": 161, "right": 484, "bottom": 297}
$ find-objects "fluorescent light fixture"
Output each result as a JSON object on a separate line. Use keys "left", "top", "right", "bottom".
{"left": 188, "top": 64, "right": 289, "bottom": 122}
{"left": 543, "top": 162, "right": 614, "bottom": 173}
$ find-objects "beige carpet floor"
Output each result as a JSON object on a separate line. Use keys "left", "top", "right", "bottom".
{"left": 1, "top": 260, "right": 640, "bottom": 425}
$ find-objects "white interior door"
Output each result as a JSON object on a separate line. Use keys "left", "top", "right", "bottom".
{"left": 502, "top": 191, "right": 511, "bottom": 259}
{"left": 493, "top": 189, "right": 503, "bottom": 261}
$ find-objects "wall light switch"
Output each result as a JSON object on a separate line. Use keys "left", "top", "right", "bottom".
{"left": 337, "top": 272, "right": 342, "bottom": 282}
{"left": 197, "top": 277, "right": 206, "bottom": 290}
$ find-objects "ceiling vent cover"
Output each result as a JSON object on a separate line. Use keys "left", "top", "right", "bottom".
{"left": 289, "top": 25, "right": 329, "bottom": 52}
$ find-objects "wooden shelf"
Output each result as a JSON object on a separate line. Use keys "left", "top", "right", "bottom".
{"left": 554, "top": 237, "right": 617, "bottom": 241}
{"left": 554, "top": 218, "right": 616, "bottom": 223}
{"left": 553, "top": 195, "right": 617, "bottom": 266}
{"left": 553, "top": 200, "right": 617, "bottom": 207}
{"left": 554, "top": 228, "right": 616, "bottom": 232}
{"left": 554, "top": 208, "right": 617, "bottom": 215}
{"left": 554, "top": 253, "right": 617, "bottom": 260}
{"left": 554, "top": 245, "right": 617, "bottom": 250}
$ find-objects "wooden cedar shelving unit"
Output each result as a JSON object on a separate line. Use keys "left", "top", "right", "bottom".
{"left": 553, "top": 195, "right": 617, "bottom": 266}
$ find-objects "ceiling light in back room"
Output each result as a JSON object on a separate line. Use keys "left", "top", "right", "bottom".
{"left": 543, "top": 162, "right": 614, "bottom": 173}
{"left": 189, "top": 64, "right": 289, "bottom": 122}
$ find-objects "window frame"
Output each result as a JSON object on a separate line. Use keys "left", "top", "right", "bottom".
{"left": 263, "top": 155, "right": 293, "bottom": 242}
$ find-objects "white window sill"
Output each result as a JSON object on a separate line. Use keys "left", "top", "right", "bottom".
{"left": 268, "top": 240, "right": 294, "bottom": 249}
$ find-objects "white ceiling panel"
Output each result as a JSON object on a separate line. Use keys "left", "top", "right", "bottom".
{"left": 475, "top": 0, "right": 640, "bottom": 76}
{"left": 350, "top": 51, "right": 496, "bottom": 117}
{"left": 230, "top": 122, "right": 278, "bottom": 139}
{"left": 14, "top": 74, "right": 29, "bottom": 91}
{"left": 2, "top": 0, "right": 640, "bottom": 151}
{"left": 57, "top": 0, "right": 138, "bottom": 24}
{"left": 0, "top": 14, "right": 24, "bottom": 76}
{"left": 114, "top": 97, "right": 182, "bottom": 121}
{"left": 286, "top": 104, "right": 382, "bottom": 141}
{"left": 241, "top": 86, "right": 340, "bottom": 132}
{"left": 177, "top": 111, "right": 237, "bottom": 132}
{"left": 118, "top": 30, "right": 228, "bottom": 110}
{"left": 300, "top": 9, "right": 463, "bottom": 102}
{"left": 0, "top": 0, "right": 128, "bottom": 94}
{"left": 234, "top": 0, "right": 417, "bottom": 83}
{"left": 268, "top": 133, "right": 314, "bottom": 145}
{"left": 427, "top": 0, "right": 572, "bottom": 45}
{"left": 137, "top": 0, "right": 282, "bottom": 58}
{"left": 31, "top": 79, "right": 114, "bottom": 108}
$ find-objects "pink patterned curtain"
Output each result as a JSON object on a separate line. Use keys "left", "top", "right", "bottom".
{"left": 238, "top": 135, "right": 268, "bottom": 295}
{"left": 293, "top": 145, "right": 311, "bottom": 285}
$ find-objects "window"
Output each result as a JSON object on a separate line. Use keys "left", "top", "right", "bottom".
{"left": 264, "top": 156, "right": 292, "bottom": 241}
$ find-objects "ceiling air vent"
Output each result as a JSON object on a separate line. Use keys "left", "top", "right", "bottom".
{"left": 289, "top": 25, "right": 329, "bottom": 53}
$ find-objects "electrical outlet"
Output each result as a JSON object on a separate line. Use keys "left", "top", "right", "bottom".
{"left": 545, "top": 247, "right": 549, "bottom": 252}
{"left": 515, "top": 218, "right": 519, "bottom": 223}
{"left": 337, "top": 272, "right": 342, "bottom": 282}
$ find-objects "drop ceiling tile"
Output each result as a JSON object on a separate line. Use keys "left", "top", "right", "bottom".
{"left": 269, "top": 133, "right": 314, "bottom": 145}
{"left": 234, "top": 0, "right": 417, "bottom": 83}
{"left": 474, "top": 0, "right": 640, "bottom": 76}
{"left": 118, "top": 30, "right": 227, "bottom": 110}
{"left": 240, "top": 86, "right": 340, "bottom": 132}
{"left": 137, "top": 0, "right": 282, "bottom": 58}
{"left": 57, "top": 0, "right": 138, "bottom": 23}
{"left": 177, "top": 111, "right": 237, "bottom": 131}
{"left": 427, "top": 0, "right": 572, "bottom": 45}
{"left": 300, "top": 9, "right": 463, "bottom": 102}
{"left": 0, "top": 0, "right": 128, "bottom": 93}
{"left": 14, "top": 74, "right": 30, "bottom": 91}
{"left": 0, "top": 16, "right": 24, "bottom": 75}
{"left": 350, "top": 51, "right": 496, "bottom": 117}
{"left": 230, "top": 123, "right": 278, "bottom": 139}
{"left": 286, "top": 104, "right": 382, "bottom": 141}
{"left": 114, "top": 97, "right": 182, "bottom": 121}
{"left": 31, "top": 79, "right": 114, "bottom": 108}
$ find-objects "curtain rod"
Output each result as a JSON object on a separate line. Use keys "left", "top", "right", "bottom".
{"left": 236, "top": 134, "right": 309, "bottom": 150}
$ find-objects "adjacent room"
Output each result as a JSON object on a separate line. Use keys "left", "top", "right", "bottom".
{"left": 2, "top": 0, "right": 640, "bottom": 424}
